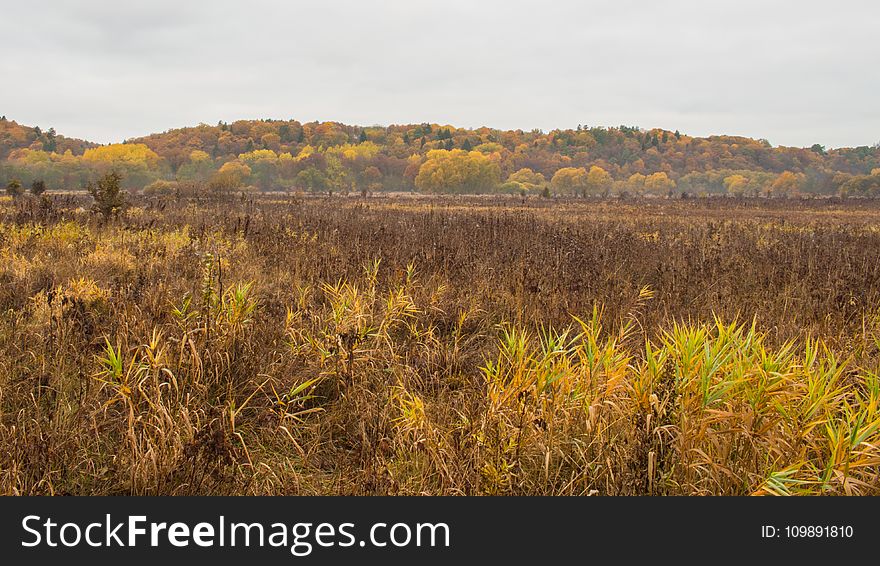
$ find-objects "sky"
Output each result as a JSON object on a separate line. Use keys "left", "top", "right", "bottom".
{"left": 2, "top": 0, "right": 878, "bottom": 148}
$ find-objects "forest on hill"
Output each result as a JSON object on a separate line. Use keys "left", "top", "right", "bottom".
{"left": 2, "top": 115, "right": 880, "bottom": 198}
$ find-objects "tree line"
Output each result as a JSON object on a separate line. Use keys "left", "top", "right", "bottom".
{"left": 2, "top": 115, "right": 880, "bottom": 198}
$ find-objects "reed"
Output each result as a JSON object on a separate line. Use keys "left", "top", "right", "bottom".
{"left": 1, "top": 194, "right": 878, "bottom": 495}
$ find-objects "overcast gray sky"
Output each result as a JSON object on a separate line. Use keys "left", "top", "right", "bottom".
{"left": 2, "top": 0, "right": 877, "bottom": 148}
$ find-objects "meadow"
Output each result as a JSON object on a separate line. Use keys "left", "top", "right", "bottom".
{"left": 1, "top": 193, "right": 879, "bottom": 495}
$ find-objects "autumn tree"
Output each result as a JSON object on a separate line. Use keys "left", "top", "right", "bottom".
{"left": 239, "top": 149, "right": 280, "bottom": 190}
{"left": 261, "top": 133, "right": 281, "bottom": 151}
{"left": 723, "top": 174, "right": 749, "bottom": 197}
{"left": 510, "top": 168, "right": 546, "bottom": 189}
{"left": 769, "top": 171, "right": 803, "bottom": 198}
{"left": 625, "top": 173, "right": 646, "bottom": 195}
{"left": 82, "top": 143, "right": 161, "bottom": 189}
{"left": 324, "top": 141, "right": 381, "bottom": 161}
{"left": 3, "top": 117, "right": 880, "bottom": 198}
{"left": 837, "top": 171, "right": 880, "bottom": 197}
{"left": 585, "top": 165, "right": 613, "bottom": 196}
{"left": 177, "top": 150, "right": 214, "bottom": 182}
{"left": 82, "top": 143, "right": 160, "bottom": 167}
{"left": 501, "top": 168, "right": 546, "bottom": 194}
{"left": 550, "top": 167, "right": 588, "bottom": 196}
{"left": 311, "top": 122, "right": 349, "bottom": 147}
{"left": 360, "top": 165, "right": 382, "bottom": 193}
{"left": 324, "top": 154, "right": 353, "bottom": 195}
{"left": 415, "top": 149, "right": 500, "bottom": 194}
{"left": 295, "top": 167, "right": 328, "bottom": 193}
{"left": 210, "top": 161, "right": 251, "bottom": 193}
{"left": 644, "top": 172, "right": 676, "bottom": 196}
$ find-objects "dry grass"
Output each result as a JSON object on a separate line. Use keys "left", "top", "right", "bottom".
{"left": 1, "top": 194, "right": 879, "bottom": 495}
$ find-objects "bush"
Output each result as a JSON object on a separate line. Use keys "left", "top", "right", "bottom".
{"left": 30, "top": 179, "right": 47, "bottom": 196}
{"left": 88, "top": 172, "right": 127, "bottom": 219}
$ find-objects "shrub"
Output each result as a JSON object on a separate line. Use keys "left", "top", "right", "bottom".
{"left": 30, "top": 179, "right": 47, "bottom": 196}
{"left": 6, "top": 179, "right": 23, "bottom": 198}
{"left": 88, "top": 171, "right": 127, "bottom": 219}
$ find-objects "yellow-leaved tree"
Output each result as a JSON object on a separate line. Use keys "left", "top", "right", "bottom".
{"left": 82, "top": 143, "right": 161, "bottom": 188}
{"left": 82, "top": 143, "right": 160, "bottom": 167}
{"left": 325, "top": 142, "right": 381, "bottom": 161}
{"left": 211, "top": 160, "right": 251, "bottom": 192}
{"left": 723, "top": 174, "right": 749, "bottom": 196}
{"left": 585, "top": 165, "right": 613, "bottom": 196}
{"left": 502, "top": 168, "right": 546, "bottom": 194}
{"left": 295, "top": 145, "right": 317, "bottom": 161}
{"left": 415, "top": 149, "right": 500, "bottom": 194}
{"left": 626, "top": 173, "right": 647, "bottom": 195}
{"left": 550, "top": 167, "right": 588, "bottom": 196}
{"left": 770, "top": 171, "right": 803, "bottom": 198}
{"left": 238, "top": 149, "right": 278, "bottom": 163}
{"left": 644, "top": 172, "right": 676, "bottom": 196}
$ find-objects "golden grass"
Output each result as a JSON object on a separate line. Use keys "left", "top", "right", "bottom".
{"left": 0, "top": 194, "right": 879, "bottom": 495}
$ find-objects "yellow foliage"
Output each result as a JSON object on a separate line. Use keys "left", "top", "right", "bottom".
{"left": 82, "top": 143, "right": 160, "bottom": 167}
{"left": 723, "top": 174, "right": 749, "bottom": 195}
{"left": 213, "top": 161, "right": 252, "bottom": 189}
{"left": 507, "top": 168, "right": 546, "bottom": 189}
{"left": 550, "top": 167, "right": 588, "bottom": 195}
{"left": 43, "top": 221, "right": 89, "bottom": 249}
{"left": 65, "top": 277, "right": 110, "bottom": 306}
{"left": 325, "top": 141, "right": 380, "bottom": 161}
{"left": 189, "top": 150, "right": 211, "bottom": 163}
{"left": 218, "top": 161, "right": 252, "bottom": 177}
{"left": 124, "top": 206, "right": 146, "bottom": 220}
{"left": 770, "top": 171, "right": 803, "bottom": 197}
{"left": 238, "top": 149, "right": 278, "bottom": 163}
{"left": 82, "top": 243, "right": 136, "bottom": 276}
{"left": 158, "top": 227, "right": 191, "bottom": 256}
{"left": 586, "top": 165, "right": 613, "bottom": 195}
{"left": 0, "top": 249, "right": 32, "bottom": 280}
{"left": 10, "top": 148, "right": 53, "bottom": 163}
{"left": 627, "top": 173, "right": 647, "bottom": 194}
{"left": 414, "top": 149, "right": 500, "bottom": 194}
{"left": 295, "top": 145, "right": 317, "bottom": 161}
{"left": 644, "top": 172, "right": 676, "bottom": 195}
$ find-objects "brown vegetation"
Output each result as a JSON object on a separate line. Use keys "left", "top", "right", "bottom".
{"left": 1, "top": 193, "right": 879, "bottom": 495}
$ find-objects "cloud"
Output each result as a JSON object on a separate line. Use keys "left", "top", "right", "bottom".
{"left": 1, "top": 0, "right": 877, "bottom": 148}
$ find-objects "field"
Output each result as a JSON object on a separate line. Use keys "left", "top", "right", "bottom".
{"left": 1, "top": 193, "right": 879, "bottom": 495}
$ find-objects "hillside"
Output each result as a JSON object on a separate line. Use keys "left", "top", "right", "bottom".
{"left": 0, "top": 116, "right": 96, "bottom": 160}
{"left": 2, "top": 116, "right": 879, "bottom": 197}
